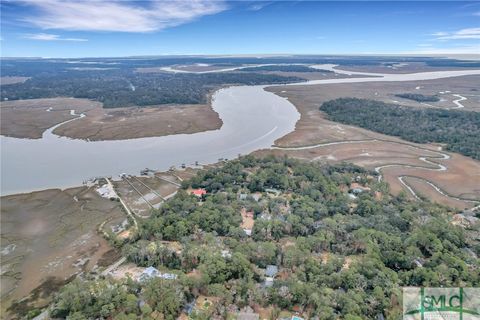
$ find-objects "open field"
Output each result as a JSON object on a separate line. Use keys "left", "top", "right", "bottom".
{"left": 0, "top": 186, "right": 125, "bottom": 318}
{"left": 1, "top": 97, "right": 221, "bottom": 141}
{"left": 262, "top": 76, "right": 480, "bottom": 209}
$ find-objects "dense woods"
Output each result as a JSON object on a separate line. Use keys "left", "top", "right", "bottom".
{"left": 395, "top": 93, "right": 440, "bottom": 102}
{"left": 320, "top": 98, "right": 480, "bottom": 160}
{"left": 239, "top": 65, "right": 327, "bottom": 73}
{"left": 47, "top": 156, "right": 479, "bottom": 319}
{"left": 0, "top": 71, "right": 304, "bottom": 108}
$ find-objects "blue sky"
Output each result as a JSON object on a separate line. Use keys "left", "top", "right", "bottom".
{"left": 1, "top": 1, "right": 479, "bottom": 58}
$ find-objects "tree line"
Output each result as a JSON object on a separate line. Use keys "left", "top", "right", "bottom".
{"left": 0, "top": 70, "right": 304, "bottom": 108}
{"left": 320, "top": 98, "right": 480, "bottom": 160}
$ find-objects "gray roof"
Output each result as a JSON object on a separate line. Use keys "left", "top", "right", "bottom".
{"left": 264, "top": 277, "right": 274, "bottom": 287}
{"left": 265, "top": 265, "right": 278, "bottom": 277}
{"left": 143, "top": 266, "right": 159, "bottom": 277}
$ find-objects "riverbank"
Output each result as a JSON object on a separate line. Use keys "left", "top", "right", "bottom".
{"left": 264, "top": 73, "right": 480, "bottom": 209}
{"left": 0, "top": 186, "right": 125, "bottom": 318}
{"left": 0, "top": 98, "right": 222, "bottom": 141}
{"left": 53, "top": 103, "right": 222, "bottom": 141}
{"left": 2, "top": 67, "right": 480, "bottom": 197}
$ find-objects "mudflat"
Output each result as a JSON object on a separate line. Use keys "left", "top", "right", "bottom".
{"left": 0, "top": 98, "right": 100, "bottom": 139}
{"left": 1, "top": 97, "right": 222, "bottom": 141}
{"left": 0, "top": 77, "right": 30, "bottom": 85}
{"left": 54, "top": 104, "right": 222, "bottom": 141}
{"left": 261, "top": 75, "right": 480, "bottom": 209}
{"left": 0, "top": 186, "right": 125, "bottom": 318}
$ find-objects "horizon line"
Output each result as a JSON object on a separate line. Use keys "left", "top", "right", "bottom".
{"left": 2, "top": 53, "right": 480, "bottom": 60}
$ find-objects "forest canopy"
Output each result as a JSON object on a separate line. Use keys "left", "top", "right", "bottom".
{"left": 320, "top": 98, "right": 480, "bottom": 160}
{"left": 0, "top": 71, "right": 304, "bottom": 108}
{"left": 46, "top": 156, "right": 479, "bottom": 320}
{"left": 395, "top": 93, "right": 440, "bottom": 102}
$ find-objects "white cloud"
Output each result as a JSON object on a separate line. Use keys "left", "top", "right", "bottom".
{"left": 473, "top": 11, "right": 480, "bottom": 16}
{"left": 247, "top": 2, "right": 272, "bottom": 11}
{"left": 432, "top": 27, "right": 480, "bottom": 40}
{"left": 24, "top": 33, "right": 88, "bottom": 41}
{"left": 431, "top": 32, "right": 448, "bottom": 37}
{"left": 404, "top": 45, "right": 480, "bottom": 55}
{"left": 20, "top": 0, "right": 227, "bottom": 32}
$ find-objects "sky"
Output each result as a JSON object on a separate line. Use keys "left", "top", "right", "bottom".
{"left": 1, "top": 0, "right": 479, "bottom": 58}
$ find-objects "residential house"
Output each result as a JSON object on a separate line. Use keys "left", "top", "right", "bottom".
{"left": 240, "top": 207, "right": 255, "bottom": 236}
{"left": 190, "top": 188, "right": 207, "bottom": 197}
{"left": 265, "top": 265, "right": 278, "bottom": 277}
{"left": 239, "top": 193, "right": 248, "bottom": 200}
{"left": 138, "top": 266, "right": 177, "bottom": 281}
{"left": 262, "top": 265, "right": 279, "bottom": 287}
{"left": 221, "top": 250, "right": 232, "bottom": 258}
{"left": 139, "top": 266, "right": 160, "bottom": 281}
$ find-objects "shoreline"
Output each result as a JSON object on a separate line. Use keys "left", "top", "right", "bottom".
{"left": 2, "top": 67, "right": 480, "bottom": 196}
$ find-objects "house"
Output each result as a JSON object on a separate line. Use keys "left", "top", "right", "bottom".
{"left": 240, "top": 208, "right": 255, "bottom": 236}
{"left": 160, "top": 273, "right": 178, "bottom": 280}
{"left": 191, "top": 188, "right": 207, "bottom": 197}
{"left": 350, "top": 188, "right": 365, "bottom": 196}
{"left": 239, "top": 193, "right": 248, "bottom": 200}
{"left": 264, "top": 277, "right": 274, "bottom": 287}
{"left": 139, "top": 266, "right": 160, "bottom": 281}
{"left": 349, "top": 183, "right": 371, "bottom": 195}
{"left": 265, "top": 265, "right": 278, "bottom": 277}
{"left": 265, "top": 188, "right": 281, "bottom": 197}
{"left": 138, "top": 267, "right": 177, "bottom": 281}
{"left": 96, "top": 184, "right": 118, "bottom": 199}
{"left": 221, "top": 250, "right": 232, "bottom": 258}
{"left": 262, "top": 265, "right": 280, "bottom": 287}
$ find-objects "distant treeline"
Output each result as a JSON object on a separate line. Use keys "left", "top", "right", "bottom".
{"left": 0, "top": 71, "right": 304, "bottom": 108}
{"left": 2, "top": 56, "right": 479, "bottom": 78}
{"left": 320, "top": 98, "right": 480, "bottom": 160}
{"left": 239, "top": 65, "right": 327, "bottom": 73}
{"left": 395, "top": 93, "right": 440, "bottom": 102}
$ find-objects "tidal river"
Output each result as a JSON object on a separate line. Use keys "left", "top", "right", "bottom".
{"left": 1, "top": 67, "right": 480, "bottom": 195}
